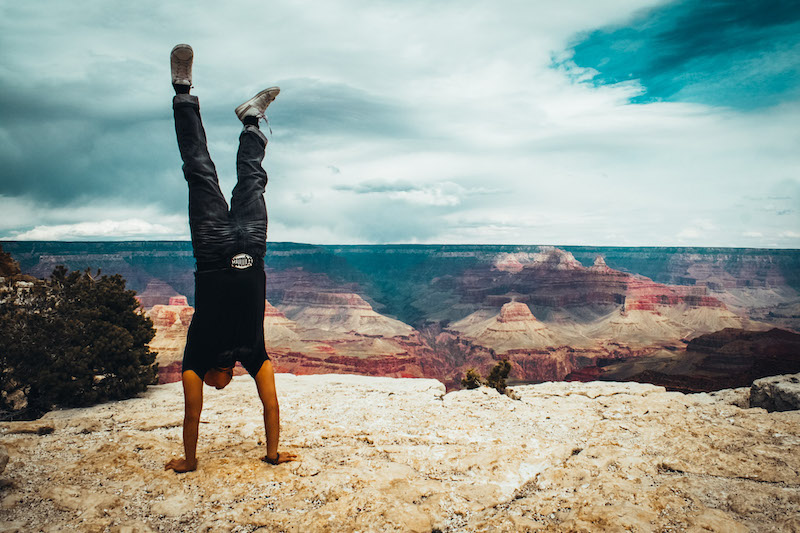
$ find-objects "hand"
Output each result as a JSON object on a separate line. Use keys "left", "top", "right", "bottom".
{"left": 165, "top": 457, "right": 198, "bottom": 473}
{"left": 261, "top": 452, "right": 298, "bottom": 465}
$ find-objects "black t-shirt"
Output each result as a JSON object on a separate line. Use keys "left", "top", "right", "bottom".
{"left": 182, "top": 265, "right": 269, "bottom": 378}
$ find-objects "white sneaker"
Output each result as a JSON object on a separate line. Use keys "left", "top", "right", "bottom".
{"left": 170, "top": 44, "right": 193, "bottom": 86}
{"left": 234, "top": 87, "right": 280, "bottom": 122}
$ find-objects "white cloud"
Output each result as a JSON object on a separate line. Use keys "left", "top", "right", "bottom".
{"left": 0, "top": 0, "right": 798, "bottom": 247}
{"left": 8, "top": 218, "right": 188, "bottom": 241}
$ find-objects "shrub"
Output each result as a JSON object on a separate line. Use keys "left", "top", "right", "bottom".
{"left": 485, "top": 359, "right": 512, "bottom": 393}
{"left": 0, "top": 266, "right": 157, "bottom": 419}
{"left": 461, "top": 368, "right": 483, "bottom": 389}
{"left": 461, "top": 360, "right": 512, "bottom": 393}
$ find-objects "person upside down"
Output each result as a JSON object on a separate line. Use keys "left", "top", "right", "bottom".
{"left": 165, "top": 44, "right": 296, "bottom": 472}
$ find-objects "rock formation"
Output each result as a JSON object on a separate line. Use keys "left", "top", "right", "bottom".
{"left": 0, "top": 445, "right": 8, "bottom": 475}
{"left": 568, "top": 328, "right": 800, "bottom": 393}
{"left": 263, "top": 300, "right": 300, "bottom": 344}
{"left": 279, "top": 289, "right": 413, "bottom": 337}
{"left": 146, "top": 298, "right": 195, "bottom": 376}
{"left": 1, "top": 374, "right": 798, "bottom": 532}
{"left": 750, "top": 373, "right": 800, "bottom": 412}
{"left": 450, "top": 302, "right": 559, "bottom": 352}
{"left": 135, "top": 280, "right": 182, "bottom": 309}
{"left": 5, "top": 242, "right": 800, "bottom": 390}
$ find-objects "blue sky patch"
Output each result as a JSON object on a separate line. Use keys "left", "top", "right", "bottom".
{"left": 566, "top": 0, "right": 800, "bottom": 109}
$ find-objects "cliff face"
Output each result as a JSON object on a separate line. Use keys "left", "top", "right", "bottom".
{"left": 135, "top": 280, "right": 182, "bottom": 309}
{"left": 4, "top": 242, "right": 799, "bottom": 389}
{"left": 147, "top": 302, "right": 195, "bottom": 381}
{"left": 1, "top": 374, "right": 798, "bottom": 532}
{"left": 568, "top": 328, "right": 800, "bottom": 393}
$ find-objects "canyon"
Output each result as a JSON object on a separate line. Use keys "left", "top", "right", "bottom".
{"left": 3, "top": 241, "right": 800, "bottom": 390}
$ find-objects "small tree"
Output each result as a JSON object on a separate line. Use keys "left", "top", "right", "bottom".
{"left": 461, "top": 368, "right": 483, "bottom": 389}
{"left": 460, "top": 360, "right": 512, "bottom": 393}
{"left": 0, "top": 244, "right": 21, "bottom": 277}
{"left": 0, "top": 266, "right": 157, "bottom": 418}
{"left": 485, "top": 359, "right": 512, "bottom": 393}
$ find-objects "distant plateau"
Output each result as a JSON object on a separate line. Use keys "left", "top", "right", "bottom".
{"left": 3, "top": 241, "right": 800, "bottom": 391}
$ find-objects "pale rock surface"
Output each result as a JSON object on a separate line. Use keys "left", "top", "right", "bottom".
{"left": 279, "top": 291, "right": 413, "bottom": 336}
{"left": 584, "top": 308, "right": 682, "bottom": 346}
{"left": 751, "top": 373, "right": 800, "bottom": 412}
{"left": 693, "top": 387, "right": 752, "bottom": 409}
{"left": 0, "top": 445, "right": 8, "bottom": 475}
{"left": 147, "top": 302, "right": 194, "bottom": 367}
{"left": 451, "top": 302, "right": 559, "bottom": 352}
{"left": 1, "top": 375, "right": 799, "bottom": 532}
{"left": 263, "top": 300, "right": 300, "bottom": 344}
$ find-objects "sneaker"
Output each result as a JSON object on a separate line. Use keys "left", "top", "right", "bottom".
{"left": 234, "top": 87, "right": 280, "bottom": 122}
{"left": 170, "top": 44, "right": 193, "bottom": 86}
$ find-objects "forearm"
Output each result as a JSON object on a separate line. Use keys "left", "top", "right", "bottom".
{"left": 263, "top": 404, "right": 279, "bottom": 460}
{"left": 183, "top": 414, "right": 200, "bottom": 463}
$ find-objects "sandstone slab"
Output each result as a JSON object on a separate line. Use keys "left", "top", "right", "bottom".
{"left": 0, "top": 374, "right": 798, "bottom": 532}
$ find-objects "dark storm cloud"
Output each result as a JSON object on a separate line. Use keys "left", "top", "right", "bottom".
{"left": 0, "top": 51, "right": 180, "bottom": 208}
{"left": 268, "top": 78, "right": 418, "bottom": 140}
{"left": 0, "top": 70, "right": 414, "bottom": 209}
{"left": 0, "top": 115, "right": 182, "bottom": 208}
{"left": 565, "top": 0, "right": 800, "bottom": 108}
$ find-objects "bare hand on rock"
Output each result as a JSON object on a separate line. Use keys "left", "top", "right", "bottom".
{"left": 262, "top": 452, "right": 298, "bottom": 465}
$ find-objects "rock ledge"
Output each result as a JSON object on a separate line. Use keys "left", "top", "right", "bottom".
{"left": 1, "top": 374, "right": 799, "bottom": 532}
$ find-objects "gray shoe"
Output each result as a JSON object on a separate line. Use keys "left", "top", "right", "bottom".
{"left": 235, "top": 87, "right": 280, "bottom": 122}
{"left": 170, "top": 44, "right": 193, "bottom": 86}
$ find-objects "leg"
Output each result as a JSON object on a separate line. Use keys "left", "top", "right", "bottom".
{"left": 229, "top": 124, "right": 269, "bottom": 258}
{"left": 173, "top": 94, "right": 236, "bottom": 262}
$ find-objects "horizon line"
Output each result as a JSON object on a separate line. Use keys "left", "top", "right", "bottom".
{"left": 2, "top": 239, "right": 799, "bottom": 252}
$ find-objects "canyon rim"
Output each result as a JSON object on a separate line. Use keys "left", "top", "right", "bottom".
{"left": 4, "top": 241, "right": 799, "bottom": 391}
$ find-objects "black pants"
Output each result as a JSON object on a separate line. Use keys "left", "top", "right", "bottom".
{"left": 173, "top": 94, "right": 268, "bottom": 263}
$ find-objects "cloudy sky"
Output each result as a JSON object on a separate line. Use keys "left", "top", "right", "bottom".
{"left": 1, "top": 0, "right": 798, "bottom": 247}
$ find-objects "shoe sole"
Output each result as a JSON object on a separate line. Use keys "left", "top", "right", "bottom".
{"left": 171, "top": 44, "right": 193, "bottom": 60}
{"left": 235, "top": 87, "right": 281, "bottom": 118}
{"left": 171, "top": 44, "right": 193, "bottom": 85}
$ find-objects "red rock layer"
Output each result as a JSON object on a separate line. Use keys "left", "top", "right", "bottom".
{"left": 264, "top": 300, "right": 288, "bottom": 318}
{"left": 272, "top": 350, "right": 423, "bottom": 379}
{"left": 497, "top": 301, "right": 536, "bottom": 323}
{"left": 452, "top": 250, "right": 728, "bottom": 313}
{"left": 624, "top": 276, "right": 725, "bottom": 311}
{"left": 169, "top": 295, "right": 188, "bottom": 306}
{"left": 148, "top": 303, "right": 194, "bottom": 328}
{"left": 280, "top": 289, "right": 373, "bottom": 309}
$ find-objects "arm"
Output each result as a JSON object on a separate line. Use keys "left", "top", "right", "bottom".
{"left": 165, "top": 369, "right": 203, "bottom": 472}
{"left": 254, "top": 360, "right": 296, "bottom": 464}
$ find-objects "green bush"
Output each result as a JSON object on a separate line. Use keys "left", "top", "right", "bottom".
{"left": 0, "top": 266, "right": 157, "bottom": 419}
{"left": 461, "top": 359, "right": 512, "bottom": 393}
{"left": 485, "top": 359, "right": 512, "bottom": 393}
{"left": 461, "top": 368, "right": 483, "bottom": 389}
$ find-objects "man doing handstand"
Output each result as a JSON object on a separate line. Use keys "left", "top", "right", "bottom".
{"left": 165, "top": 44, "right": 295, "bottom": 472}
